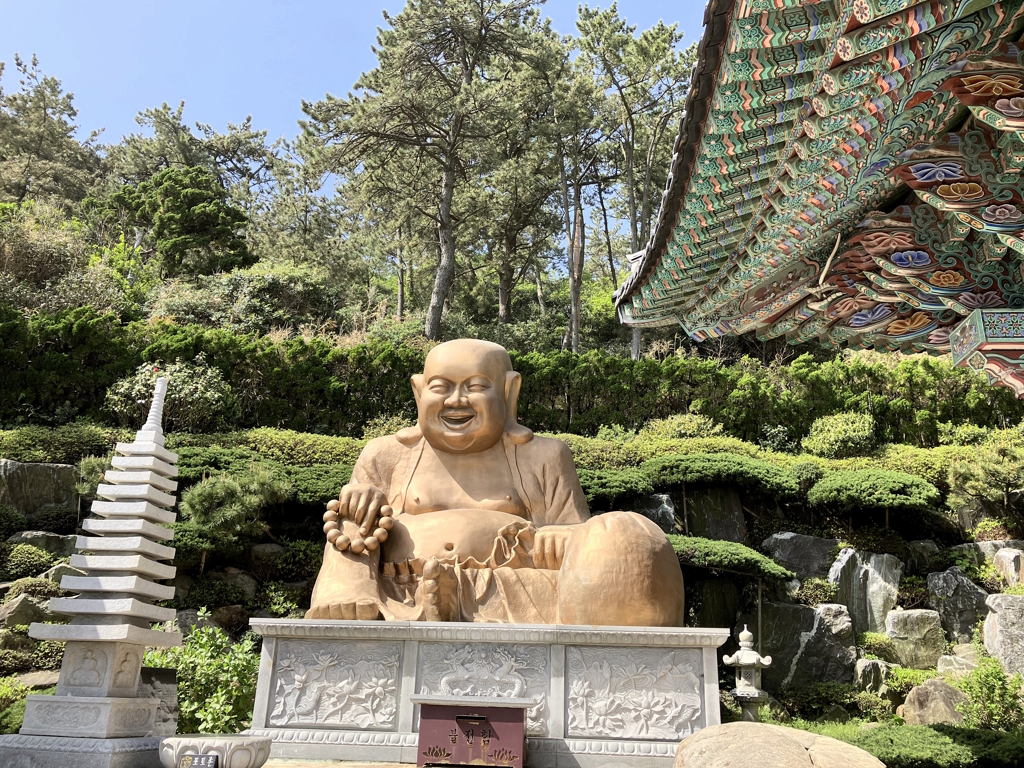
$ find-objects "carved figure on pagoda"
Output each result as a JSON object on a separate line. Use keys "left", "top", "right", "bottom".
{"left": 307, "top": 339, "right": 685, "bottom": 626}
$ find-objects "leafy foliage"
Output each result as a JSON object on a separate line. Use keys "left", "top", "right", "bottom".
{"left": 858, "top": 632, "right": 899, "bottom": 663}
{"left": 29, "top": 504, "right": 77, "bottom": 534}
{"left": 275, "top": 539, "right": 324, "bottom": 583}
{"left": 950, "top": 443, "right": 1024, "bottom": 532}
{"left": 637, "top": 414, "right": 723, "bottom": 440}
{"left": 0, "top": 677, "right": 28, "bottom": 712}
{"left": 183, "top": 578, "right": 247, "bottom": 611}
{"left": 808, "top": 470, "right": 940, "bottom": 515}
{"left": 180, "top": 467, "right": 291, "bottom": 545}
{"left": 2, "top": 577, "right": 63, "bottom": 605}
{"left": 802, "top": 412, "right": 877, "bottom": 459}
{"left": 887, "top": 667, "right": 939, "bottom": 698}
{"left": 643, "top": 452, "right": 798, "bottom": 500}
{"left": 145, "top": 614, "right": 259, "bottom": 733}
{"left": 1, "top": 545, "right": 54, "bottom": 580}
{"left": 952, "top": 655, "right": 1024, "bottom": 731}
{"left": 0, "top": 650, "right": 32, "bottom": 676}
{"left": 795, "top": 578, "right": 838, "bottom": 607}
{"left": 0, "top": 505, "right": 26, "bottom": 540}
{"left": 668, "top": 535, "right": 794, "bottom": 580}
{"left": 578, "top": 468, "right": 654, "bottom": 508}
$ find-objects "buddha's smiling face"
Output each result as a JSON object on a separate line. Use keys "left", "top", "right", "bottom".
{"left": 414, "top": 340, "right": 511, "bottom": 454}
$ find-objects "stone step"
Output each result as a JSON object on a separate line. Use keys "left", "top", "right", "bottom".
{"left": 75, "top": 535, "right": 175, "bottom": 561}
{"left": 69, "top": 554, "right": 176, "bottom": 581}
{"left": 60, "top": 574, "right": 175, "bottom": 601}
{"left": 103, "top": 470, "right": 178, "bottom": 493}
{"left": 115, "top": 441, "right": 178, "bottom": 464}
{"left": 88, "top": 502, "right": 176, "bottom": 527}
{"left": 28, "top": 621, "right": 182, "bottom": 647}
{"left": 49, "top": 597, "right": 176, "bottom": 622}
{"left": 97, "top": 483, "right": 175, "bottom": 508}
{"left": 111, "top": 454, "right": 178, "bottom": 478}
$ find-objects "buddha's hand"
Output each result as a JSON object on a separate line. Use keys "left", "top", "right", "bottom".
{"left": 533, "top": 525, "right": 575, "bottom": 570}
{"left": 323, "top": 482, "right": 394, "bottom": 555}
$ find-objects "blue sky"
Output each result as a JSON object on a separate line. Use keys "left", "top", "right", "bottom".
{"left": 0, "top": 1, "right": 705, "bottom": 146}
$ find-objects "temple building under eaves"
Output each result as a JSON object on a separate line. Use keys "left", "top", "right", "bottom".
{"left": 614, "top": 0, "right": 1024, "bottom": 394}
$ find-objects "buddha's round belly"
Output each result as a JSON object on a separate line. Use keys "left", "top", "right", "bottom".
{"left": 382, "top": 508, "right": 529, "bottom": 563}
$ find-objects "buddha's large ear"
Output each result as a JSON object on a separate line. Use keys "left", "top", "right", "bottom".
{"left": 397, "top": 375, "right": 425, "bottom": 445}
{"left": 504, "top": 370, "right": 533, "bottom": 444}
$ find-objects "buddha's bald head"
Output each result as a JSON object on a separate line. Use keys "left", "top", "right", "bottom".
{"left": 411, "top": 339, "right": 528, "bottom": 453}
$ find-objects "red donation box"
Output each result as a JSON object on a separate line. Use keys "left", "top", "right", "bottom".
{"left": 412, "top": 695, "right": 534, "bottom": 768}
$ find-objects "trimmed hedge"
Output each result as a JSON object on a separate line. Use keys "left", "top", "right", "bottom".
{"left": 668, "top": 535, "right": 795, "bottom": 580}
{"left": 3, "top": 305, "right": 1023, "bottom": 444}
{"left": 644, "top": 453, "right": 799, "bottom": 500}
{"left": 808, "top": 470, "right": 940, "bottom": 515}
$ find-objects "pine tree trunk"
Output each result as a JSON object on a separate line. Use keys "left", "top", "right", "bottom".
{"left": 498, "top": 264, "right": 513, "bottom": 324}
{"left": 425, "top": 164, "right": 457, "bottom": 340}
{"left": 631, "top": 327, "right": 642, "bottom": 359}
{"left": 534, "top": 260, "right": 546, "bottom": 315}
{"left": 396, "top": 224, "right": 405, "bottom": 320}
{"left": 597, "top": 182, "right": 617, "bottom": 289}
{"left": 570, "top": 199, "right": 585, "bottom": 353}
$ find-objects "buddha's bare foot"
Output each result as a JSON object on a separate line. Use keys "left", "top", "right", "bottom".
{"left": 306, "top": 598, "right": 380, "bottom": 620}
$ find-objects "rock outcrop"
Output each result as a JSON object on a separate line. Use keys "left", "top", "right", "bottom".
{"left": 673, "top": 722, "right": 884, "bottom": 768}
{"left": 885, "top": 609, "right": 945, "bottom": 669}
{"left": 829, "top": 549, "right": 903, "bottom": 634}
{"left": 683, "top": 487, "right": 747, "bottom": 543}
{"left": 927, "top": 567, "right": 988, "bottom": 643}
{"left": 899, "top": 679, "right": 967, "bottom": 726}
{"left": 762, "top": 532, "right": 839, "bottom": 581}
{"left": 950, "top": 540, "right": 1024, "bottom": 567}
{"left": 737, "top": 602, "right": 856, "bottom": 691}
{"left": 994, "top": 548, "right": 1024, "bottom": 587}
{"left": 6, "top": 531, "right": 77, "bottom": 558}
{"left": 0, "top": 594, "right": 54, "bottom": 628}
{"left": 0, "top": 459, "right": 77, "bottom": 514}
{"left": 905, "top": 540, "right": 939, "bottom": 575}
{"left": 984, "top": 593, "right": 1024, "bottom": 675}
{"left": 854, "top": 658, "right": 894, "bottom": 696}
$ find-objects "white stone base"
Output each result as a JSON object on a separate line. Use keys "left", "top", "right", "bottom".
{"left": 21, "top": 694, "right": 158, "bottom": 738}
{"left": 249, "top": 619, "right": 728, "bottom": 767}
{"left": 0, "top": 734, "right": 161, "bottom": 768}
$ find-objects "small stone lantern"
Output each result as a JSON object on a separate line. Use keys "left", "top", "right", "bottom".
{"left": 723, "top": 624, "right": 772, "bottom": 721}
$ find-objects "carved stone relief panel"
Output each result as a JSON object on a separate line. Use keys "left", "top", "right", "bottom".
{"left": 565, "top": 646, "right": 704, "bottom": 740}
{"left": 417, "top": 643, "right": 550, "bottom": 736}
{"left": 269, "top": 640, "right": 402, "bottom": 729}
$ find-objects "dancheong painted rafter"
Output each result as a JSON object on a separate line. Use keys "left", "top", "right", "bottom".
{"left": 615, "top": 0, "right": 1024, "bottom": 395}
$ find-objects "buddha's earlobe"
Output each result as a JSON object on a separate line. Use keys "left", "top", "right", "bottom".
{"left": 411, "top": 374, "right": 424, "bottom": 407}
{"left": 504, "top": 370, "right": 533, "bottom": 444}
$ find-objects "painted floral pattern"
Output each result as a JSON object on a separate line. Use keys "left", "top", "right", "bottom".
{"left": 994, "top": 97, "right": 1024, "bottom": 117}
{"left": 849, "top": 305, "right": 892, "bottom": 327}
{"left": 909, "top": 162, "right": 963, "bottom": 183}
{"left": 961, "top": 74, "right": 1023, "bottom": 96}
{"left": 959, "top": 291, "right": 1005, "bottom": 309}
{"left": 930, "top": 270, "right": 965, "bottom": 288}
{"left": 936, "top": 182, "right": 984, "bottom": 201}
{"left": 886, "top": 312, "right": 931, "bottom": 336}
{"left": 981, "top": 204, "right": 1022, "bottom": 224}
{"left": 891, "top": 250, "right": 931, "bottom": 268}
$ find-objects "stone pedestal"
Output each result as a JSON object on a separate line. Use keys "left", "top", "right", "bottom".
{"left": 248, "top": 618, "right": 728, "bottom": 767}
{"left": 0, "top": 378, "right": 181, "bottom": 768}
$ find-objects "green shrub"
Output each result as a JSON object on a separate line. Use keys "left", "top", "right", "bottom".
{"left": 949, "top": 443, "right": 1024, "bottom": 532}
{"left": 0, "top": 422, "right": 122, "bottom": 464}
{"left": 776, "top": 682, "right": 859, "bottom": 719}
{"left": 243, "top": 428, "right": 364, "bottom": 466}
{"left": 855, "top": 691, "right": 895, "bottom": 721}
{"left": 2, "top": 578, "right": 63, "bottom": 605}
{"left": 794, "top": 721, "right": 988, "bottom": 767}
{"left": 171, "top": 519, "right": 222, "bottom": 572}
{"left": 668, "top": 535, "right": 794, "bottom": 580}
{"left": 257, "top": 581, "right": 305, "bottom": 618}
{"left": 578, "top": 468, "right": 654, "bottom": 508}
{"left": 0, "top": 650, "right": 32, "bottom": 676}
{"left": 790, "top": 461, "right": 825, "bottom": 493}
{"left": 104, "top": 355, "right": 235, "bottom": 433}
{"left": 643, "top": 453, "right": 798, "bottom": 500}
{"left": 285, "top": 464, "right": 353, "bottom": 505}
{"left": 184, "top": 578, "right": 247, "bottom": 610}
{"left": 759, "top": 424, "right": 798, "bottom": 453}
{"left": 898, "top": 575, "right": 931, "bottom": 610}
{"left": 802, "top": 412, "right": 876, "bottom": 459}
{"left": 938, "top": 422, "right": 989, "bottom": 446}
{"left": 858, "top": 632, "right": 899, "bottom": 663}
{"left": 276, "top": 539, "right": 324, "bottom": 582}
{"left": 361, "top": 414, "right": 415, "bottom": 440}
{"left": 29, "top": 504, "right": 78, "bottom": 534}
{"left": 952, "top": 655, "right": 1024, "bottom": 731}
{"left": 808, "top": 470, "right": 940, "bottom": 524}
{"left": 75, "top": 455, "right": 111, "bottom": 503}
{"left": 795, "top": 578, "right": 838, "bottom": 607}
{"left": 638, "top": 414, "right": 723, "bottom": 440}
{"left": 144, "top": 615, "right": 259, "bottom": 733}
{"left": 971, "top": 519, "right": 1013, "bottom": 542}
{"left": 180, "top": 467, "right": 291, "bottom": 545}
{"left": 888, "top": 667, "right": 939, "bottom": 698}
{"left": 31, "top": 640, "right": 65, "bottom": 670}
{"left": 0, "top": 505, "right": 26, "bottom": 540}
{"left": 0, "top": 676, "right": 28, "bottom": 712}
{"left": 2, "top": 545, "right": 55, "bottom": 580}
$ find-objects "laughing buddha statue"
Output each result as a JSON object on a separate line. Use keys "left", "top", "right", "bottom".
{"left": 307, "top": 339, "right": 685, "bottom": 626}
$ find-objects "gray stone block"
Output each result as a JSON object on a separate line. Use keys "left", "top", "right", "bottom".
{"left": 0, "top": 734, "right": 161, "bottom": 768}
{"left": 136, "top": 667, "right": 177, "bottom": 737}
{"left": 7, "top": 531, "right": 78, "bottom": 557}
{"left": 829, "top": 549, "right": 903, "bottom": 635}
{"left": 984, "top": 593, "right": 1024, "bottom": 676}
{"left": 885, "top": 609, "right": 945, "bottom": 669}
{"left": 927, "top": 567, "right": 988, "bottom": 643}
{"left": 761, "top": 532, "right": 839, "bottom": 581}
{"left": 0, "top": 459, "right": 77, "bottom": 515}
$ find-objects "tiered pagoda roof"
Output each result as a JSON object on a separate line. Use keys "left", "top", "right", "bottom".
{"left": 616, "top": 0, "right": 1024, "bottom": 393}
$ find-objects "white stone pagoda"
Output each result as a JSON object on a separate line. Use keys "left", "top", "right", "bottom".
{"left": 0, "top": 377, "right": 182, "bottom": 767}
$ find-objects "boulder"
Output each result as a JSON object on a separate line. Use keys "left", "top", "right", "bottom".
{"left": 950, "top": 540, "right": 1024, "bottom": 567}
{"left": 938, "top": 643, "right": 980, "bottom": 676}
{"left": 817, "top": 704, "right": 850, "bottom": 723}
{"left": 137, "top": 667, "right": 178, "bottom": 736}
{"left": 994, "top": 548, "right": 1024, "bottom": 587}
{"left": 6, "top": 531, "right": 77, "bottom": 558}
{"left": 209, "top": 568, "right": 258, "bottom": 599}
{"left": 673, "top": 722, "right": 884, "bottom": 768}
{"left": 899, "top": 679, "right": 967, "bottom": 726}
{"left": 681, "top": 487, "right": 747, "bottom": 543}
{"left": 983, "top": 593, "right": 1024, "bottom": 675}
{"left": 170, "top": 609, "right": 219, "bottom": 636}
{"left": 689, "top": 576, "right": 742, "bottom": 629}
{"left": 211, "top": 604, "right": 250, "bottom": 633}
{"left": 171, "top": 573, "right": 193, "bottom": 604}
{"left": 17, "top": 670, "right": 59, "bottom": 689}
{"left": 0, "top": 459, "right": 77, "bottom": 514}
{"left": 737, "top": 602, "right": 856, "bottom": 691}
{"left": 38, "top": 563, "right": 85, "bottom": 585}
{"left": 0, "top": 594, "right": 53, "bottom": 628}
{"left": 828, "top": 548, "right": 903, "bottom": 634}
{"left": 854, "top": 659, "right": 893, "bottom": 696}
{"left": 761, "top": 532, "right": 839, "bottom": 581}
{"left": 905, "top": 540, "right": 939, "bottom": 576}
{"left": 885, "top": 609, "right": 945, "bottom": 669}
{"left": 927, "top": 567, "right": 988, "bottom": 643}
{"left": 250, "top": 542, "right": 288, "bottom": 577}
{"left": 631, "top": 493, "right": 676, "bottom": 533}
{"left": 0, "top": 629, "right": 36, "bottom": 651}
